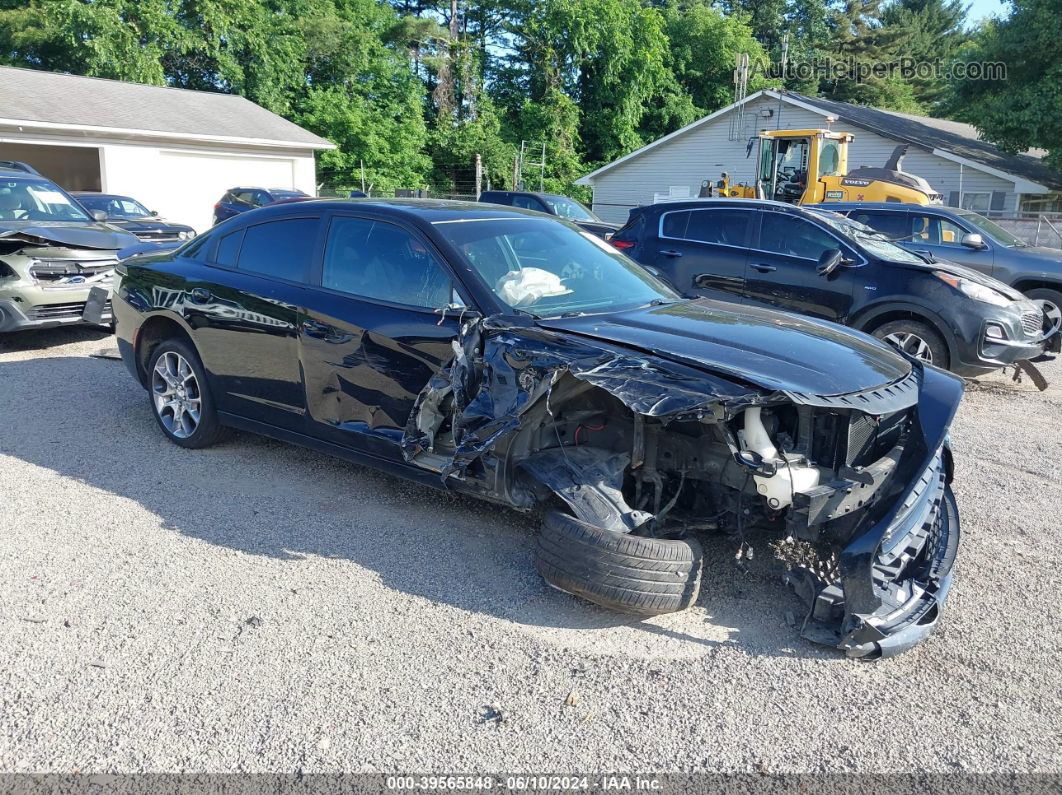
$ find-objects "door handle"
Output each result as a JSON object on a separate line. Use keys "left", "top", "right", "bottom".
{"left": 189, "top": 287, "right": 211, "bottom": 304}
{"left": 659, "top": 249, "right": 683, "bottom": 258}
{"left": 751, "top": 263, "right": 777, "bottom": 273}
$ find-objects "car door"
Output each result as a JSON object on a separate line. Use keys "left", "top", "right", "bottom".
{"left": 647, "top": 207, "right": 754, "bottom": 301}
{"left": 188, "top": 215, "right": 318, "bottom": 431}
{"left": 298, "top": 212, "right": 468, "bottom": 461}
{"left": 743, "top": 210, "right": 857, "bottom": 322}
{"left": 906, "top": 211, "right": 995, "bottom": 275}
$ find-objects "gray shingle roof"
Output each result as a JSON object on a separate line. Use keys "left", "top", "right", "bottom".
{"left": 0, "top": 66, "right": 333, "bottom": 149}
{"left": 787, "top": 92, "right": 1062, "bottom": 190}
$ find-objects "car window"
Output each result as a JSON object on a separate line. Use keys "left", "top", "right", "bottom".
{"left": 232, "top": 191, "right": 256, "bottom": 206}
{"left": 236, "top": 217, "right": 318, "bottom": 281}
{"left": 542, "top": 196, "right": 597, "bottom": 222}
{"left": 215, "top": 229, "right": 244, "bottom": 267}
{"left": 322, "top": 216, "right": 452, "bottom": 309}
{"left": 684, "top": 209, "right": 751, "bottom": 246}
{"left": 849, "top": 211, "right": 909, "bottom": 240}
{"left": 661, "top": 210, "right": 690, "bottom": 239}
{"left": 759, "top": 213, "right": 839, "bottom": 260}
{"left": 511, "top": 195, "right": 545, "bottom": 212}
{"left": 0, "top": 179, "right": 91, "bottom": 222}
{"left": 912, "top": 214, "right": 966, "bottom": 247}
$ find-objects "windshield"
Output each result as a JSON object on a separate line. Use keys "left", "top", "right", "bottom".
{"left": 542, "top": 196, "right": 597, "bottom": 222}
{"left": 0, "top": 179, "right": 92, "bottom": 222}
{"left": 78, "top": 195, "right": 151, "bottom": 219}
{"left": 814, "top": 213, "right": 926, "bottom": 264}
{"left": 958, "top": 210, "right": 1025, "bottom": 247}
{"left": 434, "top": 217, "right": 678, "bottom": 317}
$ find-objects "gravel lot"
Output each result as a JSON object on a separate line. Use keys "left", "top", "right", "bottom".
{"left": 1, "top": 327, "right": 1060, "bottom": 774}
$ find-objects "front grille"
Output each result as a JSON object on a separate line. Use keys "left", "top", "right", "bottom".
{"left": 1021, "top": 310, "right": 1043, "bottom": 336}
{"left": 30, "top": 258, "right": 118, "bottom": 282}
{"left": 134, "top": 231, "right": 180, "bottom": 242}
{"left": 28, "top": 300, "right": 111, "bottom": 320}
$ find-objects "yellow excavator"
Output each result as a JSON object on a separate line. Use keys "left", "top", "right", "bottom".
{"left": 702, "top": 128, "right": 944, "bottom": 206}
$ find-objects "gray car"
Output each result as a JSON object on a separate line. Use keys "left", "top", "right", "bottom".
{"left": 0, "top": 163, "right": 138, "bottom": 333}
{"left": 820, "top": 202, "right": 1062, "bottom": 335}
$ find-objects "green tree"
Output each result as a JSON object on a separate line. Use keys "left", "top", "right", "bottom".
{"left": 949, "top": 0, "right": 1062, "bottom": 168}
{"left": 882, "top": 0, "right": 969, "bottom": 109}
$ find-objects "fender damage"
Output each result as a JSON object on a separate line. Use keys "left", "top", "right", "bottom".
{"left": 402, "top": 311, "right": 964, "bottom": 659}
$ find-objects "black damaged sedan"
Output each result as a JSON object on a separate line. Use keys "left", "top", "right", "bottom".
{"left": 112, "top": 199, "right": 963, "bottom": 659}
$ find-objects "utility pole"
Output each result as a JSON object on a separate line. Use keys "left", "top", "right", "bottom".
{"left": 474, "top": 153, "right": 482, "bottom": 198}
{"left": 520, "top": 140, "right": 546, "bottom": 191}
{"left": 360, "top": 159, "right": 366, "bottom": 195}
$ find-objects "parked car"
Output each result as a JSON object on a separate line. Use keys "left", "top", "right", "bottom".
{"left": 113, "top": 198, "right": 964, "bottom": 659}
{"left": 212, "top": 187, "right": 309, "bottom": 224}
{"left": 816, "top": 202, "right": 1062, "bottom": 335}
{"left": 478, "top": 190, "right": 620, "bottom": 239}
{"left": 612, "top": 198, "right": 1053, "bottom": 376}
{"left": 72, "top": 192, "right": 195, "bottom": 243}
{"left": 0, "top": 162, "right": 137, "bottom": 332}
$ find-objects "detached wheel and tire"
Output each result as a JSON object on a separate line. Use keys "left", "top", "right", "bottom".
{"left": 535, "top": 511, "right": 703, "bottom": 616}
{"left": 1026, "top": 287, "right": 1062, "bottom": 336}
{"left": 872, "top": 320, "right": 949, "bottom": 369}
{"left": 147, "top": 338, "right": 230, "bottom": 449}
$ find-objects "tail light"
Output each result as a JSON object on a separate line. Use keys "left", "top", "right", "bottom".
{"left": 611, "top": 239, "right": 635, "bottom": 250}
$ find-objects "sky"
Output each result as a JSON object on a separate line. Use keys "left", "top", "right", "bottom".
{"left": 964, "top": 0, "right": 1010, "bottom": 26}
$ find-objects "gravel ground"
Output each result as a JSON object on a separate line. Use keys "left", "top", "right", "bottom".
{"left": 0, "top": 327, "right": 1060, "bottom": 775}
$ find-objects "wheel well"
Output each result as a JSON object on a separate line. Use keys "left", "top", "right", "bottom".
{"left": 1012, "top": 279, "right": 1062, "bottom": 296}
{"left": 135, "top": 315, "right": 194, "bottom": 386}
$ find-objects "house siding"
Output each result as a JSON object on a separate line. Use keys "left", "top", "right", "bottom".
{"left": 586, "top": 95, "right": 1019, "bottom": 223}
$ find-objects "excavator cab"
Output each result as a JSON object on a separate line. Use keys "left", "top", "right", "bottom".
{"left": 755, "top": 130, "right": 851, "bottom": 204}
{"left": 746, "top": 129, "right": 943, "bottom": 206}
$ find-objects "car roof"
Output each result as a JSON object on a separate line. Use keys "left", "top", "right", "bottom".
{"left": 225, "top": 197, "right": 554, "bottom": 223}
{"left": 71, "top": 191, "right": 132, "bottom": 200}
{"left": 0, "top": 169, "right": 48, "bottom": 181}
{"left": 638, "top": 198, "right": 813, "bottom": 214}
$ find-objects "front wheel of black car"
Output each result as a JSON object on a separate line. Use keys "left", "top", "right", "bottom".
{"left": 147, "top": 339, "right": 230, "bottom": 449}
{"left": 535, "top": 511, "right": 703, "bottom": 616}
{"left": 872, "top": 320, "right": 949, "bottom": 369}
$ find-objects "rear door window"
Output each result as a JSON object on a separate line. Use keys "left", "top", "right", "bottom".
{"left": 511, "top": 195, "right": 546, "bottom": 212}
{"left": 236, "top": 217, "right": 318, "bottom": 281}
{"left": 684, "top": 209, "right": 753, "bottom": 247}
{"left": 911, "top": 214, "right": 967, "bottom": 246}
{"left": 661, "top": 210, "right": 690, "bottom": 239}
{"left": 321, "top": 216, "right": 452, "bottom": 309}
{"left": 214, "top": 229, "right": 244, "bottom": 267}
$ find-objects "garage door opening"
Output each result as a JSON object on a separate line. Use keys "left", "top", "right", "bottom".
{"left": 0, "top": 143, "right": 101, "bottom": 191}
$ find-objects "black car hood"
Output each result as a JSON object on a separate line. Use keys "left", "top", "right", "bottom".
{"left": 107, "top": 218, "right": 193, "bottom": 234}
{"left": 0, "top": 222, "right": 138, "bottom": 250}
{"left": 537, "top": 298, "right": 911, "bottom": 396}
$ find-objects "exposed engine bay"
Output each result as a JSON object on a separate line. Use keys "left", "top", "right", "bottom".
{"left": 403, "top": 313, "right": 962, "bottom": 659}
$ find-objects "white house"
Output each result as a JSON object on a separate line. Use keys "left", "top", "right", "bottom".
{"left": 0, "top": 66, "right": 334, "bottom": 232}
{"left": 577, "top": 89, "right": 1062, "bottom": 224}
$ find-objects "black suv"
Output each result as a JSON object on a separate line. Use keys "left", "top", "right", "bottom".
{"left": 612, "top": 199, "right": 1052, "bottom": 376}
{"left": 478, "top": 190, "right": 619, "bottom": 239}
{"left": 817, "top": 202, "right": 1062, "bottom": 335}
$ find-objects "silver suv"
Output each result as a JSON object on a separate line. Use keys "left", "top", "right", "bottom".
{"left": 0, "top": 163, "right": 137, "bottom": 333}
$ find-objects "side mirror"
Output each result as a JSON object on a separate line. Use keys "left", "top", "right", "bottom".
{"left": 91, "top": 209, "right": 108, "bottom": 222}
{"left": 961, "top": 232, "right": 986, "bottom": 250}
{"left": 816, "top": 248, "right": 844, "bottom": 276}
{"left": 150, "top": 210, "right": 159, "bottom": 216}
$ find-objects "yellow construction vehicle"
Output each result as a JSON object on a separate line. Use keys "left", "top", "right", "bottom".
{"left": 699, "top": 128, "right": 944, "bottom": 206}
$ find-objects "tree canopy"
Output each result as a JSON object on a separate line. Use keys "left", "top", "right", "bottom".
{"left": 0, "top": 0, "right": 1052, "bottom": 193}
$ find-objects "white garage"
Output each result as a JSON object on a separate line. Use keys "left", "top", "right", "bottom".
{"left": 0, "top": 66, "right": 333, "bottom": 233}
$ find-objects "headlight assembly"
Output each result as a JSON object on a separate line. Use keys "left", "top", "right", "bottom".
{"left": 933, "top": 271, "right": 1011, "bottom": 306}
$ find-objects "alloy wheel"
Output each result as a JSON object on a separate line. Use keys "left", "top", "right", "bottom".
{"left": 151, "top": 350, "right": 202, "bottom": 439}
{"left": 882, "top": 331, "right": 934, "bottom": 363}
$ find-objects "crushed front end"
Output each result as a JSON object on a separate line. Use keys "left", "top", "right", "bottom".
{"left": 401, "top": 311, "right": 965, "bottom": 659}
